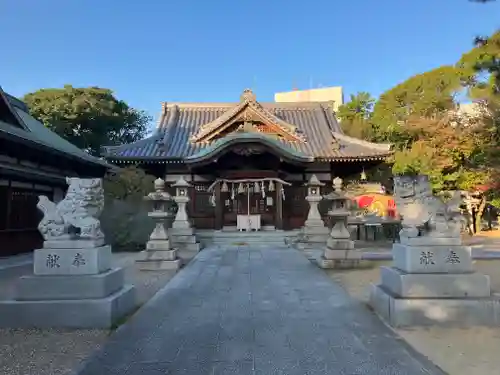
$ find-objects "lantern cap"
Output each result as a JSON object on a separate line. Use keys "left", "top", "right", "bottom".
{"left": 172, "top": 176, "right": 191, "bottom": 187}
{"left": 306, "top": 174, "right": 325, "bottom": 187}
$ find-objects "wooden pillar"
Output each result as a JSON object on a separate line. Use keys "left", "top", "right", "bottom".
{"left": 215, "top": 182, "right": 223, "bottom": 230}
{"left": 276, "top": 182, "right": 283, "bottom": 230}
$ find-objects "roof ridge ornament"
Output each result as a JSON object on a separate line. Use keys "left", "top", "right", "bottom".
{"left": 240, "top": 88, "right": 256, "bottom": 103}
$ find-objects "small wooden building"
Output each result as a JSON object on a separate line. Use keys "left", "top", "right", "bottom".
{"left": 103, "top": 89, "right": 391, "bottom": 231}
{"left": 0, "top": 86, "right": 109, "bottom": 256}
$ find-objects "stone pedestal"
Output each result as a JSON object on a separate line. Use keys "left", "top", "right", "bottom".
{"left": 0, "top": 242, "right": 136, "bottom": 329}
{"left": 0, "top": 177, "right": 136, "bottom": 329}
{"left": 370, "top": 234, "right": 500, "bottom": 327}
{"left": 169, "top": 226, "right": 201, "bottom": 253}
{"left": 369, "top": 174, "right": 500, "bottom": 326}
{"left": 137, "top": 238, "right": 182, "bottom": 271}
{"left": 33, "top": 244, "right": 112, "bottom": 275}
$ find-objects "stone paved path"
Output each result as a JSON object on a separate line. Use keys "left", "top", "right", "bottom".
{"left": 75, "top": 246, "right": 444, "bottom": 375}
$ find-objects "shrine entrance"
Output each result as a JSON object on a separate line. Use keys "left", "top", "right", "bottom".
{"left": 184, "top": 134, "right": 315, "bottom": 231}
{"left": 213, "top": 172, "right": 288, "bottom": 231}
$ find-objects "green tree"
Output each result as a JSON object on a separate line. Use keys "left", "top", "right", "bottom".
{"left": 371, "top": 66, "right": 464, "bottom": 147}
{"left": 23, "top": 85, "right": 151, "bottom": 156}
{"left": 337, "top": 92, "right": 375, "bottom": 140}
{"left": 458, "top": 31, "right": 500, "bottom": 98}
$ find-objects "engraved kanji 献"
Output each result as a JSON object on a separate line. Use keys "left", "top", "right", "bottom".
{"left": 445, "top": 250, "right": 461, "bottom": 264}
{"left": 72, "top": 253, "right": 86, "bottom": 267}
{"left": 419, "top": 251, "right": 435, "bottom": 265}
{"left": 46, "top": 254, "right": 60, "bottom": 268}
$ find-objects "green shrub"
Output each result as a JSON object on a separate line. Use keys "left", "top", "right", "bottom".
{"left": 101, "top": 166, "right": 157, "bottom": 252}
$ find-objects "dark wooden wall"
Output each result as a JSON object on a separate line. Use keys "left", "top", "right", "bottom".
{"left": 0, "top": 183, "right": 53, "bottom": 257}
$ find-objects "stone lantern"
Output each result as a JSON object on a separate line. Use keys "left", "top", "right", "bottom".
{"left": 136, "top": 178, "right": 181, "bottom": 271}
{"left": 304, "top": 174, "right": 325, "bottom": 228}
{"left": 168, "top": 176, "right": 200, "bottom": 255}
{"left": 172, "top": 176, "right": 191, "bottom": 229}
{"left": 295, "top": 174, "right": 330, "bottom": 252}
{"left": 319, "top": 177, "right": 361, "bottom": 269}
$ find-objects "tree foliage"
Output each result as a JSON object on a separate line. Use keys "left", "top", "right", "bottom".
{"left": 101, "top": 166, "right": 157, "bottom": 251}
{"left": 103, "top": 165, "right": 155, "bottom": 202}
{"left": 23, "top": 85, "right": 151, "bottom": 156}
{"left": 459, "top": 31, "right": 500, "bottom": 98}
{"left": 371, "top": 66, "right": 464, "bottom": 148}
{"left": 337, "top": 92, "right": 375, "bottom": 139}
{"left": 337, "top": 22, "right": 500, "bottom": 218}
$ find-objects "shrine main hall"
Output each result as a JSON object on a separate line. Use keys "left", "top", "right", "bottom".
{"left": 103, "top": 89, "right": 391, "bottom": 231}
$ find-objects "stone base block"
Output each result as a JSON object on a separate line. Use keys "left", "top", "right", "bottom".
{"left": 172, "top": 221, "right": 191, "bottom": 229}
{"left": 137, "top": 249, "right": 177, "bottom": 261}
{"left": 400, "top": 236, "right": 461, "bottom": 246}
{"left": 0, "top": 285, "right": 136, "bottom": 329}
{"left": 146, "top": 240, "right": 171, "bottom": 251}
{"left": 305, "top": 233, "right": 329, "bottom": 241}
{"left": 297, "top": 241, "right": 327, "bottom": 250}
{"left": 380, "top": 266, "right": 491, "bottom": 298}
{"left": 136, "top": 258, "right": 182, "bottom": 271}
{"left": 170, "top": 235, "right": 197, "bottom": 244}
{"left": 393, "top": 243, "right": 473, "bottom": 273}
{"left": 369, "top": 284, "right": 500, "bottom": 327}
{"left": 323, "top": 249, "right": 361, "bottom": 260}
{"left": 326, "top": 238, "right": 354, "bottom": 250}
{"left": 34, "top": 245, "right": 112, "bottom": 276}
{"left": 169, "top": 227, "right": 194, "bottom": 236}
{"left": 16, "top": 268, "right": 124, "bottom": 301}
{"left": 318, "top": 256, "right": 361, "bottom": 269}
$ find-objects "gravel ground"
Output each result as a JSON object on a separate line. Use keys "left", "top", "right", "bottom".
{"left": 327, "top": 259, "right": 500, "bottom": 375}
{"left": 0, "top": 252, "right": 192, "bottom": 375}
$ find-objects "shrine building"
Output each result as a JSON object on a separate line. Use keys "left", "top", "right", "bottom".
{"left": 103, "top": 89, "right": 392, "bottom": 231}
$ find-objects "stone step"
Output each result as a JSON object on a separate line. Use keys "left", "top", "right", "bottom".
{"left": 208, "top": 241, "right": 288, "bottom": 247}
{"left": 198, "top": 234, "right": 296, "bottom": 240}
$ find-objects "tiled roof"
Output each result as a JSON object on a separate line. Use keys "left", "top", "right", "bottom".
{"left": 104, "top": 94, "right": 392, "bottom": 163}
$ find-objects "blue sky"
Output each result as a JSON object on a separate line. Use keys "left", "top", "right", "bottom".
{"left": 1, "top": 0, "right": 499, "bottom": 124}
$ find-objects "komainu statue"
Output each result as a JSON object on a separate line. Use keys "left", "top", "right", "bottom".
{"left": 394, "top": 175, "right": 464, "bottom": 238}
{"left": 37, "top": 177, "right": 105, "bottom": 241}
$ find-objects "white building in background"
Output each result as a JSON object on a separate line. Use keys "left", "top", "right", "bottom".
{"left": 456, "top": 102, "right": 482, "bottom": 117}
{"left": 274, "top": 86, "right": 344, "bottom": 112}
{"left": 449, "top": 102, "right": 486, "bottom": 127}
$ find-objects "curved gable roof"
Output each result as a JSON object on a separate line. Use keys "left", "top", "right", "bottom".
{"left": 104, "top": 90, "right": 392, "bottom": 163}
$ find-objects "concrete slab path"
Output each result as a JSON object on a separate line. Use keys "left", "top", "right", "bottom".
{"left": 75, "top": 246, "right": 444, "bottom": 375}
